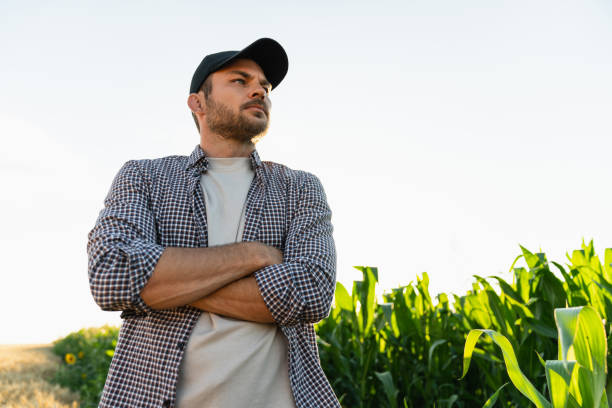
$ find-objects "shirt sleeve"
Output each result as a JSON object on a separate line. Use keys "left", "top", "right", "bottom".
{"left": 87, "top": 160, "right": 164, "bottom": 315}
{"left": 254, "top": 172, "right": 337, "bottom": 326}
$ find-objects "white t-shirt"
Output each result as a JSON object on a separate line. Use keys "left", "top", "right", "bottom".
{"left": 175, "top": 157, "right": 295, "bottom": 408}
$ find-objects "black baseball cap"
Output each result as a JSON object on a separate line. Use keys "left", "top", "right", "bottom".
{"left": 190, "top": 38, "right": 288, "bottom": 94}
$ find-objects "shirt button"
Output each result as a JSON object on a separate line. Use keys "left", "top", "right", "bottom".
{"left": 162, "top": 399, "right": 171, "bottom": 407}
{"left": 177, "top": 341, "right": 185, "bottom": 350}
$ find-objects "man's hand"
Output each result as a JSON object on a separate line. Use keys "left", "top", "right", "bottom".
{"left": 140, "top": 241, "right": 282, "bottom": 310}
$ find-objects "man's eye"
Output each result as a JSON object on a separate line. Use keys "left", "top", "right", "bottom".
{"left": 233, "top": 78, "right": 246, "bottom": 84}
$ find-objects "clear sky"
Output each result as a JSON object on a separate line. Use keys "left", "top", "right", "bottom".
{"left": 1, "top": 0, "right": 611, "bottom": 343}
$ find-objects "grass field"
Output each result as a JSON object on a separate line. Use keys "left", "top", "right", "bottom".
{"left": 0, "top": 344, "right": 80, "bottom": 408}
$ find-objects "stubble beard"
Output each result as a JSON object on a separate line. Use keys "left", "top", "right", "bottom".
{"left": 205, "top": 96, "right": 269, "bottom": 144}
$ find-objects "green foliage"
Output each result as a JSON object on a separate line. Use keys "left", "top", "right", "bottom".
{"left": 317, "top": 268, "right": 483, "bottom": 407}
{"left": 48, "top": 241, "right": 612, "bottom": 407}
{"left": 317, "top": 241, "right": 612, "bottom": 407}
{"left": 462, "top": 329, "right": 551, "bottom": 407}
{"left": 51, "top": 325, "right": 119, "bottom": 408}
{"left": 462, "top": 306, "right": 608, "bottom": 407}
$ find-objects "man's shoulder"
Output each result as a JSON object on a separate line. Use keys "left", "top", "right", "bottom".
{"left": 261, "top": 160, "right": 320, "bottom": 185}
{"left": 130, "top": 154, "right": 189, "bottom": 170}
{"left": 260, "top": 160, "right": 326, "bottom": 197}
{"left": 120, "top": 154, "right": 189, "bottom": 179}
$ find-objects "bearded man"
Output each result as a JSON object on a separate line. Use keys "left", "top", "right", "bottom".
{"left": 87, "top": 38, "right": 339, "bottom": 408}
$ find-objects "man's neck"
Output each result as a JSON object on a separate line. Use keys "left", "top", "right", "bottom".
{"left": 199, "top": 133, "right": 255, "bottom": 158}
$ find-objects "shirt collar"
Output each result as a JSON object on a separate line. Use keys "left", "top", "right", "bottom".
{"left": 185, "top": 144, "right": 263, "bottom": 173}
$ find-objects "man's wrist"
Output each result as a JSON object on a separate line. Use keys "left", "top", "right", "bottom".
{"left": 240, "top": 241, "right": 265, "bottom": 270}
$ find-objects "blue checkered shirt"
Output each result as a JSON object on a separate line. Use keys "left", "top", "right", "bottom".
{"left": 87, "top": 145, "right": 340, "bottom": 408}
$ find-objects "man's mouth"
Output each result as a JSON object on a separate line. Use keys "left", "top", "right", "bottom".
{"left": 242, "top": 103, "right": 267, "bottom": 115}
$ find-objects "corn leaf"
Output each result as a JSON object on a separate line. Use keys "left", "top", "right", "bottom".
{"left": 515, "top": 267, "right": 531, "bottom": 303}
{"left": 428, "top": 339, "right": 447, "bottom": 373}
{"left": 592, "top": 279, "right": 612, "bottom": 304}
{"left": 545, "top": 360, "right": 575, "bottom": 408}
{"left": 569, "top": 364, "right": 595, "bottom": 407}
{"left": 482, "top": 382, "right": 509, "bottom": 408}
{"left": 572, "top": 307, "right": 607, "bottom": 406}
{"left": 554, "top": 306, "right": 608, "bottom": 407}
{"left": 523, "top": 317, "right": 558, "bottom": 339}
{"left": 335, "top": 282, "right": 353, "bottom": 311}
{"left": 599, "top": 389, "right": 608, "bottom": 408}
{"left": 489, "top": 275, "right": 522, "bottom": 305}
{"left": 461, "top": 329, "right": 551, "bottom": 408}
{"left": 555, "top": 307, "right": 580, "bottom": 362}
{"left": 436, "top": 395, "right": 458, "bottom": 408}
{"left": 521, "top": 246, "right": 543, "bottom": 269}
{"left": 604, "top": 248, "right": 612, "bottom": 281}
{"left": 536, "top": 351, "right": 546, "bottom": 368}
{"left": 375, "top": 371, "right": 398, "bottom": 408}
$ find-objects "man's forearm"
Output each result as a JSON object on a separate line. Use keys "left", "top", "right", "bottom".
{"left": 191, "top": 276, "right": 275, "bottom": 323}
{"left": 140, "top": 242, "right": 281, "bottom": 310}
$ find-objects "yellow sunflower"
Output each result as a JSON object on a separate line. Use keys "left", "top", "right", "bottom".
{"left": 65, "top": 353, "right": 76, "bottom": 365}
{"left": 78, "top": 351, "right": 84, "bottom": 359}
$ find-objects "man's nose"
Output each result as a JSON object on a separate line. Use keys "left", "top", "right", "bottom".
{"left": 249, "top": 85, "right": 267, "bottom": 99}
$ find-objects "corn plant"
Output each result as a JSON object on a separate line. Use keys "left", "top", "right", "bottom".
{"left": 316, "top": 241, "right": 612, "bottom": 407}
{"left": 316, "top": 267, "right": 482, "bottom": 407}
{"left": 453, "top": 242, "right": 612, "bottom": 406}
{"left": 461, "top": 306, "right": 608, "bottom": 407}
{"left": 454, "top": 246, "right": 569, "bottom": 405}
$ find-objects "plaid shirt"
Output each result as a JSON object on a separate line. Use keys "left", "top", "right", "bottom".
{"left": 87, "top": 145, "right": 340, "bottom": 408}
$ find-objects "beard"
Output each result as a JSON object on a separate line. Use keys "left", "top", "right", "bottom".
{"left": 205, "top": 96, "right": 269, "bottom": 143}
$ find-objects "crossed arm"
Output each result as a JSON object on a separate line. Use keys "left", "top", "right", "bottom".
{"left": 189, "top": 276, "right": 274, "bottom": 323}
{"left": 140, "top": 243, "right": 280, "bottom": 323}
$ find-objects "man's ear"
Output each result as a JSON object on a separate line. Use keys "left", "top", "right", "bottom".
{"left": 187, "top": 93, "right": 205, "bottom": 115}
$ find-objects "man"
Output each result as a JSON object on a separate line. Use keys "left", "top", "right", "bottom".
{"left": 87, "top": 38, "right": 340, "bottom": 408}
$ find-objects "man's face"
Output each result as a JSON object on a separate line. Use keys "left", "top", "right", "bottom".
{"left": 202, "top": 59, "right": 272, "bottom": 143}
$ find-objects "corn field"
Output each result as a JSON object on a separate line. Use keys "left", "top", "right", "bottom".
{"left": 50, "top": 241, "right": 611, "bottom": 407}
{"left": 315, "top": 241, "right": 612, "bottom": 407}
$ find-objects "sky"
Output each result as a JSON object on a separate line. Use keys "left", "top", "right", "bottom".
{"left": 1, "top": 0, "right": 611, "bottom": 344}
